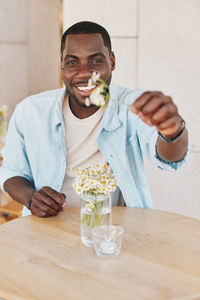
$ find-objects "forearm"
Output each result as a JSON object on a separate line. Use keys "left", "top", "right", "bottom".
{"left": 156, "top": 128, "right": 188, "bottom": 162}
{"left": 4, "top": 176, "right": 35, "bottom": 208}
{"left": 130, "top": 91, "right": 190, "bottom": 163}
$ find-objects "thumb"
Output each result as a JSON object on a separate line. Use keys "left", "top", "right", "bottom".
{"left": 129, "top": 104, "right": 137, "bottom": 114}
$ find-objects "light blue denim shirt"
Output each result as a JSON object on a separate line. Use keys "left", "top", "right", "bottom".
{"left": 0, "top": 83, "right": 188, "bottom": 215}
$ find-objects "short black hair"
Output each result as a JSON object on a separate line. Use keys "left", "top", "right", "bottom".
{"left": 61, "top": 21, "right": 112, "bottom": 55}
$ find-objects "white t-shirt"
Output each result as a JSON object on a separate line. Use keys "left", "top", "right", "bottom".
{"left": 61, "top": 96, "right": 120, "bottom": 207}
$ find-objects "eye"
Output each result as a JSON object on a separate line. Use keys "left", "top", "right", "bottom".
{"left": 91, "top": 59, "right": 104, "bottom": 65}
{"left": 65, "top": 60, "right": 79, "bottom": 67}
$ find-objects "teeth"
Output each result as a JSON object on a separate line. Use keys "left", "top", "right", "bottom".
{"left": 78, "top": 86, "right": 90, "bottom": 91}
{"left": 77, "top": 85, "right": 95, "bottom": 91}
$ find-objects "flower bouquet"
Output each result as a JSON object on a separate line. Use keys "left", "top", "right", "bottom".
{"left": 85, "top": 72, "right": 109, "bottom": 107}
{"left": 72, "top": 164, "right": 117, "bottom": 246}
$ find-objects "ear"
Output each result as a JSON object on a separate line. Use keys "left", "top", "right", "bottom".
{"left": 110, "top": 51, "right": 116, "bottom": 71}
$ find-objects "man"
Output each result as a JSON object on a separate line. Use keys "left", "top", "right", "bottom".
{"left": 0, "top": 21, "right": 188, "bottom": 217}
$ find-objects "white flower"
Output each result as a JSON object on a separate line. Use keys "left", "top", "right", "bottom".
{"left": 73, "top": 165, "right": 117, "bottom": 197}
{"left": 88, "top": 178, "right": 98, "bottom": 187}
{"left": 85, "top": 72, "right": 109, "bottom": 107}
{"left": 90, "top": 92, "right": 106, "bottom": 107}
{"left": 85, "top": 97, "right": 91, "bottom": 107}
{"left": 97, "top": 84, "right": 104, "bottom": 93}
{"left": 88, "top": 78, "right": 95, "bottom": 88}
{"left": 72, "top": 183, "right": 77, "bottom": 189}
{"left": 91, "top": 71, "right": 100, "bottom": 83}
{"left": 75, "top": 186, "right": 83, "bottom": 195}
{"left": 83, "top": 184, "right": 90, "bottom": 191}
{"left": 86, "top": 202, "right": 95, "bottom": 212}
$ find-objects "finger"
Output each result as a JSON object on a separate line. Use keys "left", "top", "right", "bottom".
{"left": 60, "top": 193, "right": 67, "bottom": 208}
{"left": 32, "top": 198, "right": 59, "bottom": 217}
{"left": 130, "top": 91, "right": 163, "bottom": 113}
{"left": 141, "top": 95, "right": 173, "bottom": 117}
{"left": 61, "top": 193, "right": 66, "bottom": 199}
{"left": 149, "top": 103, "right": 178, "bottom": 126}
{"left": 33, "top": 191, "right": 62, "bottom": 212}
{"left": 30, "top": 203, "right": 47, "bottom": 218}
{"left": 136, "top": 95, "right": 165, "bottom": 124}
{"left": 41, "top": 186, "right": 66, "bottom": 207}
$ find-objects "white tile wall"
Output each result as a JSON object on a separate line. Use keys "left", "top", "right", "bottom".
{"left": 0, "top": 44, "right": 29, "bottom": 118}
{"left": 28, "top": 0, "right": 61, "bottom": 94}
{"left": 63, "top": 0, "right": 137, "bottom": 36}
{"left": 0, "top": 0, "right": 61, "bottom": 120}
{"left": 111, "top": 38, "right": 137, "bottom": 89}
{"left": 138, "top": 0, "right": 200, "bottom": 150}
{"left": 0, "top": 0, "right": 27, "bottom": 42}
{"left": 138, "top": 0, "right": 200, "bottom": 218}
{"left": 145, "top": 152, "right": 200, "bottom": 220}
{"left": 0, "top": 0, "right": 29, "bottom": 120}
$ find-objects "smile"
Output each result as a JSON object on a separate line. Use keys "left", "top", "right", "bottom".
{"left": 77, "top": 86, "right": 95, "bottom": 91}
{"left": 75, "top": 85, "right": 96, "bottom": 97}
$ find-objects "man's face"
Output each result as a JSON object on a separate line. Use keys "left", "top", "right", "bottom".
{"left": 61, "top": 33, "right": 115, "bottom": 107}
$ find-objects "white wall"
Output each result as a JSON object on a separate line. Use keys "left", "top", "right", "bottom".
{"left": 63, "top": 0, "right": 200, "bottom": 219}
{"left": 138, "top": 0, "right": 200, "bottom": 220}
{"left": 0, "top": 0, "right": 61, "bottom": 121}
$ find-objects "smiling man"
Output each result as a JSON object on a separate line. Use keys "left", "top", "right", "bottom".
{"left": 0, "top": 21, "right": 188, "bottom": 217}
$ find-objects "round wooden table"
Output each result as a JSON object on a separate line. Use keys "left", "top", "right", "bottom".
{"left": 0, "top": 207, "right": 200, "bottom": 300}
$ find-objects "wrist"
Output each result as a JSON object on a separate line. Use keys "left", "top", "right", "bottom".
{"left": 158, "top": 116, "right": 185, "bottom": 143}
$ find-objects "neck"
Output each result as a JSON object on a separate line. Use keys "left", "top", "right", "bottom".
{"left": 68, "top": 95, "right": 100, "bottom": 119}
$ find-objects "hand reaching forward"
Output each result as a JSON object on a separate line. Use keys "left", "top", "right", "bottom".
{"left": 129, "top": 91, "right": 183, "bottom": 138}
{"left": 30, "top": 186, "right": 67, "bottom": 217}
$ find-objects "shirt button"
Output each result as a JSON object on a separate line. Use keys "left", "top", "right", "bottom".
{"left": 61, "top": 157, "right": 65, "bottom": 162}
{"left": 110, "top": 154, "right": 113, "bottom": 158}
{"left": 54, "top": 184, "right": 58, "bottom": 188}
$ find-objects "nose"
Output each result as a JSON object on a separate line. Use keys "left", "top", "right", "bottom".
{"left": 77, "top": 63, "right": 93, "bottom": 79}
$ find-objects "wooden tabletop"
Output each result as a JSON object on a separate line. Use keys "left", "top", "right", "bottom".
{"left": 0, "top": 207, "right": 200, "bottom": 300}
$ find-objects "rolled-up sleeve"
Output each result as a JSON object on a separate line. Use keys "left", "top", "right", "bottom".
{"left": 0, "top": 103, "right": 33, "bottom": 192}
{"left": 136, "top": 117, "right": 190, "bottom": 171}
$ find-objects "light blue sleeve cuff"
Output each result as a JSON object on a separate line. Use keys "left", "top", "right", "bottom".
{"left": 149, "top": 130, "right": 190, "bottom": 171}
{"left": 22, "top": 205, "right": 32, "bottom": 216}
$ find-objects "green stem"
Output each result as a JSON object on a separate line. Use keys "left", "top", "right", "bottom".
{"left": 81, "top": 200, "right": 105, "bottom": 227}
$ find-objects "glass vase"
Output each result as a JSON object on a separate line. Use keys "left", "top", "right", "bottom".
{"left": 80, "top": 193, "right": 112, "bottom": 247}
